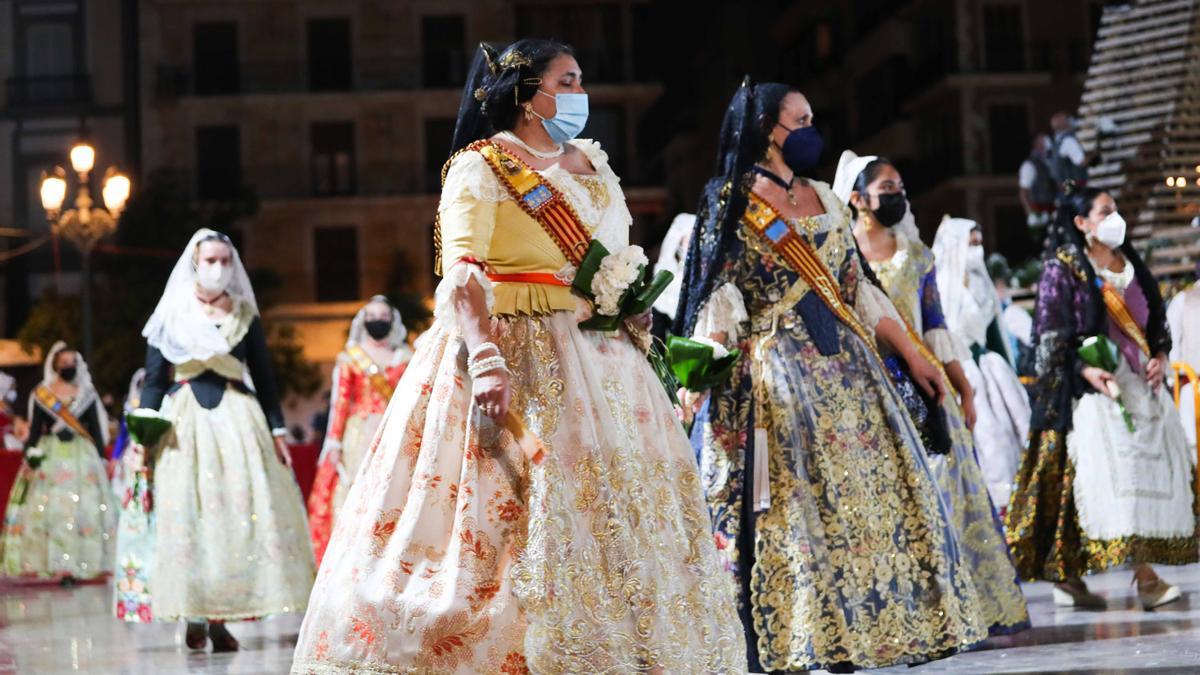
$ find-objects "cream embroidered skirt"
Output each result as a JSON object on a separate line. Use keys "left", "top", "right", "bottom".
{"left": 291, "top": 312, "right": 746, "bottom": 674}
{"left": 147, "top": 385, "right": 315, "bottom": 621}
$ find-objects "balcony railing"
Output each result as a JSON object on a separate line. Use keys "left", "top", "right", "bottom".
{"left": 6, "top": 74, "right": 92, "bottom": 108}
{"left": 163, "top": 161, "right": 428, "bottom": 201}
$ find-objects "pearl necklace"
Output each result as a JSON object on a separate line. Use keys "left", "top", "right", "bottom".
{"left": 498, "top": 130, "right": 564, "bottom": 159}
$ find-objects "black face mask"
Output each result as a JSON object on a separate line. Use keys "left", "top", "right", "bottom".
{"left": 58, "top": 366, "right": 78, "bottom": 383}
{"left": 871, "top": 192, "right": 908, "bottom": 228}
{"left": 364, "top": 319, "right": 392, "bottom": 341}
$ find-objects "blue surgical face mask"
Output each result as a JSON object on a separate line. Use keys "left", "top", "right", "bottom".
{"left": 534, "top": 89, "right": 589, "bottom": 144}
{"left": 777, "top": 124, "right": 823, "bottom": 174}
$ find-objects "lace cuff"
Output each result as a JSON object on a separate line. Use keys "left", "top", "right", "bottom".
{"left": 925, "top": 327, "right": 970, "bottom": 364}
{"left": 854, "top": 282, "right": 902, "bottom": 337}
{"left": 434, "top": 260, "right": 495, "bottom": 323}
{"left": 692, "top": 283, "right": 747, "bottom": 342}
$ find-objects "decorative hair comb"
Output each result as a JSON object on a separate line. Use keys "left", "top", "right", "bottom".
{"left": 498, "top": 50, "right": 532, "bottom": 70}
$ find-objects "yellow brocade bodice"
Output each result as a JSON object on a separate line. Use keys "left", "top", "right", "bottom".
{"left": 436, "top": 142, "right": 626, "bottom": 318}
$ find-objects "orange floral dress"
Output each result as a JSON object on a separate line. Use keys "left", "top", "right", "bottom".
{"left": 307, "top": 349, "right": 407, "bottom": 565}
{"left": 291, "top": 140, "right": 746, "bottom": 673}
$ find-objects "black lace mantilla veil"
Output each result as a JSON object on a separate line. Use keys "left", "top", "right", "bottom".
{"left": 672, "top": 76, "right": 889, "bottom": 338}
{"left": 674, "top": 76, "right": 759, "bottom": 338}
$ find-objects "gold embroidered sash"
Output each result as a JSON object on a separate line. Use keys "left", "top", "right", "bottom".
{"left": 435, "top": 140, "right": 593, "bottom": 273}
{"left": 34, "top": 385, "right": 95, "bottom": 445}
{"left": 1098, "top": 279, "right": 1152, "bottom": 357}
{"left": 741, "top": 191, "right": 877, "bottom": 354}
{"left": 345, "top": 344, "right": 395, "bottom": 401}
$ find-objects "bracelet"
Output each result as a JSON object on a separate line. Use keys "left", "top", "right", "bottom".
{"left": 468, "top": 355, "right": 508, "bottom": 379}
{"left": 468, "top": 341, "right": 501, "bottom": 365}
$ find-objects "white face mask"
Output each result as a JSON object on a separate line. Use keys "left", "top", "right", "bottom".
{"left": 196, "top": 261, "right": 233, "bottom": 293}
{"left": 967, "top": 245, "right": 985, "bottom": 267}
{"left": 1095, "top": 211, "right": 1127, "bottom": 248}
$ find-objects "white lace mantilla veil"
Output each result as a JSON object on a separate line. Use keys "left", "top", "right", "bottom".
{"left": 652, "top": 213, "right": 696, "bottom": 319}
{"left": 142, "top": 228, "right": 259, "bottom": 365}
{"left": 345, "top": 295, "right": 409, "bottom": 352}
{"left": 33, "top": 340, "right": 110, "bottom": 445}
{"left": 932, "top": 216, "right": 975, "bottom": 338}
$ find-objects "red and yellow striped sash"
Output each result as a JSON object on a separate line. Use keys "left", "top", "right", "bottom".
{"left": 741, "top": 192, "right": 877, "bottom": 354}
{"left": 33, "top": 385, "right": 95, "bottom": 445}
{"left": 1098, "top": 279, "right": 1152, "bottom": 357}
{"left": 345, "top": 344, "right": 396, "bottom": 401}
{"left": 434, "top": 140, "right": 593, "bottom": 274}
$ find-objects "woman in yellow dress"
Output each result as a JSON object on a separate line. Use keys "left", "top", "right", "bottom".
{"left": 291, "top": 40, "right": 745, "bottom": 674}
{"left": 307, "top": 296, "right": 412, "bottom": 565}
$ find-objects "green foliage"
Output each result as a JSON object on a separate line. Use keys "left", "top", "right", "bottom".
{"left": 15, "top": 289, "right": 80, "bottom": 359}
{"left": 267, "top": 323, "right": 322, "bottom": 401}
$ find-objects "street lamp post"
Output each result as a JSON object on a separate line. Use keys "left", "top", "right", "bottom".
{"left": 38, "top": 141, "right": 131, "bottom": 359}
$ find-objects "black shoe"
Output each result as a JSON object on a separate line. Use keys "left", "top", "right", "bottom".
{"left": 185, "top": 622, "right": 208, "bottom": 650}
{"left": 209, "top": 622, "right": 239, "bottom": 652}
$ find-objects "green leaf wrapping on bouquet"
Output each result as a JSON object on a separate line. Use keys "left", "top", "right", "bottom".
{"left": 649, "top": 341, "right": 681, "bottom": 407}
{"left": 625, "top": 270, "right": 675, "bottom": 316}
{"left": 1077, "top": 335, "right": 1120, "bottom": 373}
{"left": 124, "top": 411, "right": 172, "bottom": 448}
{"left": 570, "top": 240, "right": 611, "bottom": 297}
{"left": 666, "top": 336, "right": 742, "bottom": 391}
{"left": 577, "top": 311, "right": 625, "bottom": 332}
{"left": 1076, "top": 335, "right": 1135, "bottom": 433}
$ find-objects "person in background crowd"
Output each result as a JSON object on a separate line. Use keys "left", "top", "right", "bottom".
{"left": 0, "top": 342, "right": 114, "bottom": 585}
{"left": 1006, "top": 187, "right": 1196, "bottom": 611}
{"left": 1048, "top": 112, "right": 1091, "bottom": 187}
{"left": 126, "top": 228, "right": 314, "bottom": 651}
{"left": 932, "top": 217, "right": 1033, "bottom": 513}
{"left": 0, "top": 372, "right": 18, "bottom": 451}
{"left": 841, "top": 152, "right": 1029, "bottom": 639}
{"left": 1167, "top": 264, "right": 1200, "bottom": 450}
{"left": 306, "top": 296, "right": 412, "bottom": 566}
{"left": 649, "top": 212, "right": 695, "bottom": 341}
{"left": 1019, "top": 134, "right": 1056, "bottom": 230}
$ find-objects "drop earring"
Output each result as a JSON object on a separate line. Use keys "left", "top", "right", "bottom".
{"left": 523, "top": 102, "right": 535, "bottom": 122}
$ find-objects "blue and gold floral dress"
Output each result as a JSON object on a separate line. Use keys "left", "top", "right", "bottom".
{"left": 690, "top": 180, "right": 987, "bottom": 672}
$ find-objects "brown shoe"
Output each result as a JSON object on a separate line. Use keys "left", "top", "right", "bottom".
{"left": 185, "top": 622, "right": 208, "bottom": 650}
{"left": 1138, "top": 578, "right": 1182, "bottom": 610}
{"left": 209, "top": 622, "right": 239, "bottom": 652}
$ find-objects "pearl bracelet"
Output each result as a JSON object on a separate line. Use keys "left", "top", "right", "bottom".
{"left": 468, "top": 355, "right": 508, "bottom": 379}
{"left": 468, "top": 341, "right": 501, "bottom": 365}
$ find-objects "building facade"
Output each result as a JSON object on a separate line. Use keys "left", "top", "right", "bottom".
{"left": 774, "top": 0, "right": 1106, "bottom": 264}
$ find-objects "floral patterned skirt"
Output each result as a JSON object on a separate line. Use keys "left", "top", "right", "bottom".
{"left": 698, "top": 328, "right": 989, "bottom": 672}
{"left": 143, "top": 384, "right": 316, "bottom": 621}
{"left": 0, "top": 435, "right": 115, "bottom": 580}
{"left": 291, "top": 312, "right": 746, "bottom": 674}
{"left": 927, "top": 394, "right": 1029, "bottom": 636}
{"left": 308, "top": 412, "right": 384, "bottom": 565}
